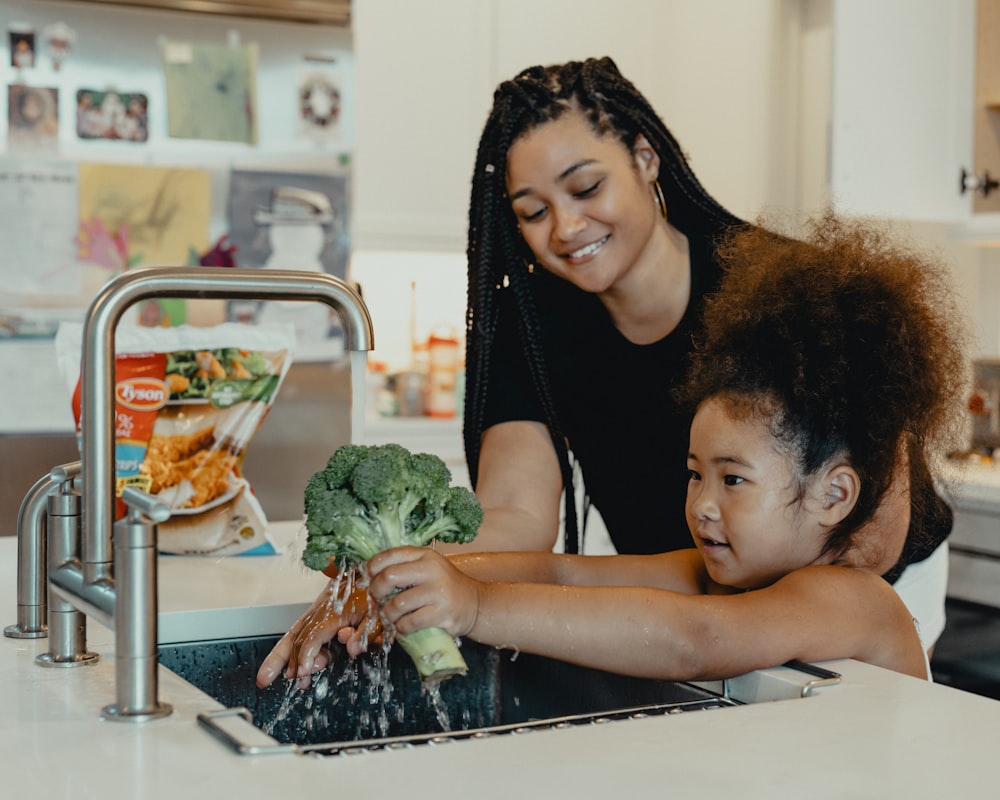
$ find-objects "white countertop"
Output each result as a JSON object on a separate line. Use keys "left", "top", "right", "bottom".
{"left": 3, "top": 526, "right": 1000, "bottom": 798}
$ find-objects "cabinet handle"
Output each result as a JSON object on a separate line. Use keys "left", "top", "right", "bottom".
{"left": 960, "top": 167, "right": 1000, "bottom": 197}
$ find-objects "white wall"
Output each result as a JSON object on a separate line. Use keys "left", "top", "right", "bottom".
{"left": 0, "top": 0, "right": 355, "bottom": 433}
{"left": 349, "top": 249, "right": 467, "bottom": 372}
{"left": 351, "top": 0, "right": 809, "bottom": 253}
{"left": 351, "top": 0, "right": 995, "bottom": 373}
{"left": 0, "top": 0, "right": 354, "bottom": 240}
{"left": 2, "top": 0, "right": 993, "bottom": 426}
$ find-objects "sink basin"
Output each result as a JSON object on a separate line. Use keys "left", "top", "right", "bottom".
{"left": 159, "top": 634, "right": 738, "bottom": 755}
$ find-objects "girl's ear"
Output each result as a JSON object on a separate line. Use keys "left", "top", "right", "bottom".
{"left": 633, "top": 134, "right": 660, "bottom": 181}
{"left": 820, "top": 465, "right": 861, "bottom": 526}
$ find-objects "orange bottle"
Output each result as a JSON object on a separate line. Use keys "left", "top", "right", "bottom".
{"left": 424, "top": 326, "right": 460, "bottom": 418}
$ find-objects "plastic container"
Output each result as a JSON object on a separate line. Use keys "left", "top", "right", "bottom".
{"left": 395, "top": 369, "right": 425, "bottom": 417}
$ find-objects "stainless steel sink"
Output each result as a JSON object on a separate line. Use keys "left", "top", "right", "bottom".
{"left": 159, "top": 634, "right": 744, "bottom": 756}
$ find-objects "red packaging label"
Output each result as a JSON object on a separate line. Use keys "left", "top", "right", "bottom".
{"left": 71, "top": 352, "right": 169, "bottom": 519}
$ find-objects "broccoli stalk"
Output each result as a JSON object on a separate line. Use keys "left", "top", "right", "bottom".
{"left": 302, "top": 443, "right": 483, "bottom": 684}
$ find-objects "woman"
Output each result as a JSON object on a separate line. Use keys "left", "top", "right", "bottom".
{"left": 257, "top": 58, "right": 954, "bottom": 688}
{"left": 459, "top": 57, "right": 949, "bottom": 573}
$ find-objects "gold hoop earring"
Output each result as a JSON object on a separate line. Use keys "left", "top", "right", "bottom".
{"left": 652, "top": 180, "right": 667, "bottom": 220}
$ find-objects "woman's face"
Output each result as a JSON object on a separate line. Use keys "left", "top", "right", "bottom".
{"left": 505, "top": 109, "right": 662, "bottom": 295}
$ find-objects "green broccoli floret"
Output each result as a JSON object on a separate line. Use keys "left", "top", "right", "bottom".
{"left": 301, "top": 443, "right": 484, "bottom": 684}
{"left": 302, "top": 487, "right": 384, "bottom": 570}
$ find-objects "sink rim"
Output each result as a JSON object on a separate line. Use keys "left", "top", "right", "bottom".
{"left": 159, "top": 634, "right": 839, "bottom": 757}
{"left": 195, "top": 693, "right": 739, "bottom": 757}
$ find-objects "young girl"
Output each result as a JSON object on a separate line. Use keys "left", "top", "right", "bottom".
{"left": 336, "top": 214, "right": 967, "bottom": 682}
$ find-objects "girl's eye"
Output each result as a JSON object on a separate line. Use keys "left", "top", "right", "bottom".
{"left": 723, "top": 475, "right": 745, "bottom": 487}
{"left": 687, "top": 469, "right": 701, "bottom": 482}
{"left": 574, "top": 181, "right": 601, "bottom": 198}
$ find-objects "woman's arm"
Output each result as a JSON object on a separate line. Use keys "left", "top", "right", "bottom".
{"left": 369, "top": 551, "right": 928, "bottom": 681}
{"left": 436, "top": 420, "right": 564, "bottom": 553}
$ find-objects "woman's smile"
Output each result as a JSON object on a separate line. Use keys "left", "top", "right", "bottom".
{"left": 506, "top": 110, "right": 664, "bottom": 297}
{"left": 563, "top": 234, "right": 610, "bottom": 262}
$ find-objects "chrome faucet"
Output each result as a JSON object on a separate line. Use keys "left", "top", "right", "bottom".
{"left": 4, "top": 462, "right": 84, "bottom": 643}
{"left": 8, "top": 267, "right": 373, "bottom": 720}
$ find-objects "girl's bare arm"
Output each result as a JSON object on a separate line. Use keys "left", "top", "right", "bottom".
{"left": 369, "top": 552, "right": 928, "bottom": 682}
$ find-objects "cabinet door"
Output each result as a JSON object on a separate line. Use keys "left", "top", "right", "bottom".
{"left": 830, "top": 0, "right": 975, "bottom": 221}
{"left": 352, "top": 0, "right": 807, "bottom": 248}
{"left": 351, "top": 0, "right": 492, "bottom": 251}
{"left": 492, "top": 0, "right": 803, "bottom": 219}
{"left": 972, "top": 0, "right": 1000, "bottom": 214}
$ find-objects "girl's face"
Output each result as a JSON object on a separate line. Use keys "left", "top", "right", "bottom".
{"left": 685, "top": 398, "right": 833, "bottom": 591}
{"left": 505, "top": 109, "right": 662, "bottom": 295}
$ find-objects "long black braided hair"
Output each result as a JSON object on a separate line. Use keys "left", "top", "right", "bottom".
{"left": 464, "top": 57, "right": 740, "bottom": 553}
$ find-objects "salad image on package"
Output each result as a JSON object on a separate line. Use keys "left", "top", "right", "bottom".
{"left": 55, "top": 322, "right": 296, "bottom": 556}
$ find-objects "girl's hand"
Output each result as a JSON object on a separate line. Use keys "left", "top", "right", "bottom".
{"left": 366, "top": 547, "right": 482, "bottom": 640}
{"left": 255, "top": 578, "right": 370, "bottom": 690}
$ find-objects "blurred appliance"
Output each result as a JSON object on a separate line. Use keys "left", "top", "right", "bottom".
{"left": 946, "top": 359, "right": 1000, "bottom": 610}
{"left": 969, "top": 359, "right": 1000, "bottom": 452}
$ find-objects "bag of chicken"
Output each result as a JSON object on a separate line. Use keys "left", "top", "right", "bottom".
{"left": 55, "top": 321, "right": 295, "bottom": 556}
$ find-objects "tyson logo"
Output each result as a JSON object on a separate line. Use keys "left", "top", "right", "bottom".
{"left": 116, "top": 378, "right": 169, "bottom": 412}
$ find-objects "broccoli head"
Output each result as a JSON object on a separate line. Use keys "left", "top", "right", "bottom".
{"left": 304, "top": 443, "right": 482, "bottom": 571}
{"left": 301, "top": 442, "right": 484, "bottom": 684}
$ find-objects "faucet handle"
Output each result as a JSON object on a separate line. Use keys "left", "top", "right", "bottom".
{"left": 105, "top": 484, "right": 173, "bottom": 722}
{"left": 119, "top": 486, "right": 171, "bottom": 524}
{"left": 48, "top": 461, "right": 82, "bottom": 489}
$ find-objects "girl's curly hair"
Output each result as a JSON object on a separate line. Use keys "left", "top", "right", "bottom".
{"left": 678, "top": 212, "right": 969, "bottom": 562}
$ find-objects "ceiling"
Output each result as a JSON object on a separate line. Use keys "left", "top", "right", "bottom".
{"left": 61, "top": 0, "right": 350, "bottom": 26}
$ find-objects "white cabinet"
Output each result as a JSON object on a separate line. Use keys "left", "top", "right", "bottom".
{"left": 351, "top": 0, "right": 808, "bottom": 252}
{"left": 490, "top": 0, "right": 804, "bottom": 223}
{"left": 830, "top": 0, "right": 976, "bottom": 222}
{"left": 350, "top": 0, "right": 492, "bottom": 251}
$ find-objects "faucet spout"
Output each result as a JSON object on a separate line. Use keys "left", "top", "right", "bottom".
{"left": 4, "top": 461, "right": 81, "bottom": 640}
{"left": 48, "top": 265, "right": 375, "bottom": 719}
{"left": 79, "top": 267, "right": 374, "bottom": 581}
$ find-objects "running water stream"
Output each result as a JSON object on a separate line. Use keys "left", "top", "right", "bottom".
{"left": 351, "top": 350, "right": 367, "bottom": 445}
{"left": 261, "top": 561, "right": 456, "bottom": 740}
